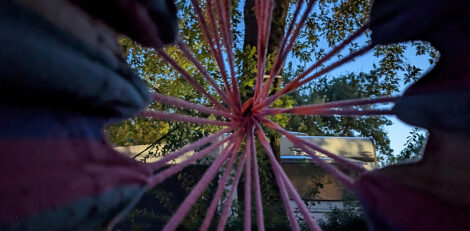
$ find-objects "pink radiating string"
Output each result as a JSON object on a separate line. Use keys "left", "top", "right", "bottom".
{"left": 249, "top": 127, "right": 265, "bottom": 231}
{"left": 278, "top": 177, "right": 302, "bottom": 231}
{"left": 148, "top": 127, "right": 233, "bottom": 170}
{"left": 152, "top": 92, "right": 235, "bottom": 118}
{"left": 141, "top": 32, "right": 380, "bottom": 231}
{"left": 260, "top": 122, "right": 353, "bottom": 188}
{"left": 258, "top": 0, "right": 316, "bottom": 102}
{"left": 216, "top": 141, "right": 250, "bottom": 231}
{"left": 278, "top": 0, "right": 305, "bottom": 60}
{"left": 162, "top": 136, "right": 243, "bottom": 231}
{"left": 199, "top": 139, "right": 240, "bottom": 231}
{"left": 205, "top": 0, "right": 234, "bottom": 94}
{"left": 189, "top": 0, "right": 234, "bottom": 102}
{"left": 244, "top": 132, "right": 252, "bottom": 231}
{"left": 213, "top": 0, "right": 242, "bottom": 109}
{"left": 148, "top": 131, "right": 238, "bottom": 187}
{"left": 299, "top": 46, "right": 374, "bottom": 86}
{"left": 256, "top": 131, "right": 301, "bottom": 231}
{"left": 256, "top": 125, "right": 322, "bottom": 231}
{"left": 265, "top": 95, "right": 399, "bottom": 115}
{"left": 253, "top": 0, "right": 274, "bottom": 98}
{"left": 266, "top": 44, "right": 373, "bottom": 108}
{"left": 255, "top": 26, "right": 370, "bottom": 110}
{"left": 156, "top": 49, "right": 228, "bottom": 111}
{"left": 176, "top": 40, "right": 235, "bottom": 109}
{"left": 283, "top": 108, "right": 393, "bottom": 116}
{"left": 263, "top": 118, "right": 366, "bottom": 175}
{"left": 138, "top": 110, "right": 231, "bottom": 127}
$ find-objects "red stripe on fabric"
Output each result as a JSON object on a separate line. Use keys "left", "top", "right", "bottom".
{"left": 0, "top": 139, "right": 151, "bottom": 224}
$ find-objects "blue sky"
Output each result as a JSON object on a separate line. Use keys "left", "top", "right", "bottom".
{"left": 287, "top": 3, "right": 434, "bottom": 157}
{"left": 259, "top": 2, "right": 435, "bottom": 157}
{"left": 317, "top": 40, "right": 432, "bottom": 156}
{"left": 230, "top": 1, "right": 433, "bottom": 157}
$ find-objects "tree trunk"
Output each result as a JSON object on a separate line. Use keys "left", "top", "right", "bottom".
{"left": 243, "top": 0, "right": 289, "bottom": 164}
{"left": 238, "top": 0, "right": 289, "bottom": 223}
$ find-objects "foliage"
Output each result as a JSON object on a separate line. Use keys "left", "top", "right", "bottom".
{"left": 284, "top": 71, "right": 394, "bottom": 161}
{"left": 386, "top": 128, "right": 428, "bottom": 165}
{"left": 317, "top": 195, "right": 368, "bottom": 231}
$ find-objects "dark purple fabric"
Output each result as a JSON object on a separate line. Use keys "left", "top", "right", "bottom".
{"left": 354, "top": 174, "right": 470, "bottom": 231}
{"left": 69, "top": 0, "right": 178, "bottom": 47}
{"left": 370, "top": 0, "right": 470, "bottom": 131}
{"left": 0, "top": 105, "right": 152, "bottom": 225}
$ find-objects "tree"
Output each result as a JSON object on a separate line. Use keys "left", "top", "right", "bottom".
{"left": 107, "top": 0, "right": 433, "bottom": 167}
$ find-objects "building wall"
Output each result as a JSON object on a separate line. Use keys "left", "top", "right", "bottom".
{"left": 281, "top": 163, "right": 344, "bottom": 201}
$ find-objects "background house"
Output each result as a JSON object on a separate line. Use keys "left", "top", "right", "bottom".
{"left": 279, "top": 135, "right": 376, "bottom": 221}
